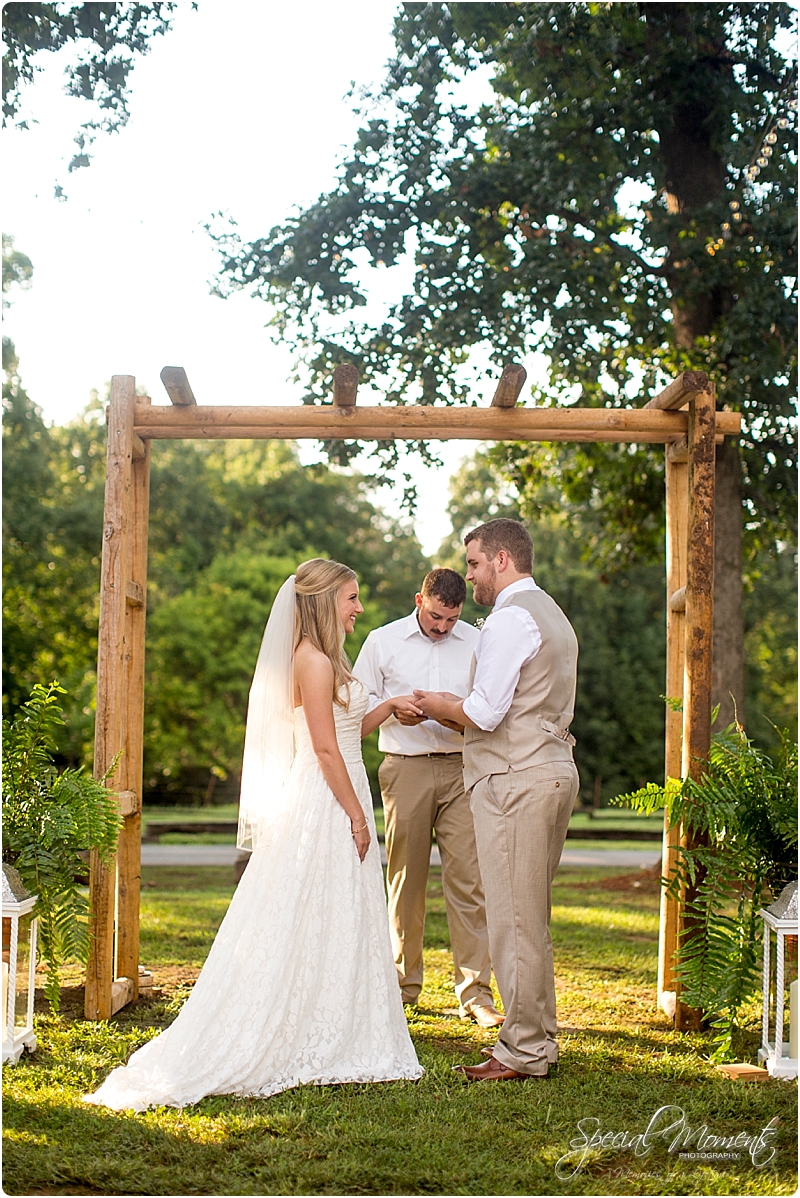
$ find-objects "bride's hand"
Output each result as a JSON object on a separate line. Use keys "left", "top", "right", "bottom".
{"left": 351, "top": 817, "right": 371, "bottom": 862}
{"left": 392, "top": 695, "right": 425, "bottom": 726}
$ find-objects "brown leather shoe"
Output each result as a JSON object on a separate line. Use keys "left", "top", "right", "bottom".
{"left": 456, "top": 1054, "right": 545, "bottom": 1081}
{"left": 461, "top": 1002, "right": 505, "bottom": 1028}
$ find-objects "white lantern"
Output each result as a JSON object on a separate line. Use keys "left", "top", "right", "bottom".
{"left": 758, "top": 882, "right": 798, "bottom": 1080}
{"left": 2, "top": 864, "right": 38, "bottom": 1064}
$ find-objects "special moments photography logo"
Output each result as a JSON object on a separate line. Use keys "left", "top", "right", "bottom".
{"left": 554, "top": 1105, "right": 781, "bottom": 1179}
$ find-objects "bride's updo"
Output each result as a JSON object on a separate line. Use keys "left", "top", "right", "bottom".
{"left": 294, "top": 558, "right": 357, "bottom": 706}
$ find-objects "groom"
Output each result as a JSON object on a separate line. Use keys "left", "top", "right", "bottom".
{"left": 414, "top": 519, "right": 579, "bottom": 1081}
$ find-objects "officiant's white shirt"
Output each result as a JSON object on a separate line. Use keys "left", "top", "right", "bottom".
{"left": 462, "top": 577, "right": 543, "bottom": 733}
{"left": 353, "top": 612, "right": 479, "bottom": 755}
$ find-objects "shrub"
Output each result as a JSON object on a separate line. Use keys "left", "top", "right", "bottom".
{"left": 2, "top": 683, "right": 121, "bottom": 1009}
{"left": 616, "top": 722, "right": 798, "bottom": 1060}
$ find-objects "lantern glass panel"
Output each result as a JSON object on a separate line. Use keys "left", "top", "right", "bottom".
{"left": 13, "top": 911, "right": 35, "bottom": 1027}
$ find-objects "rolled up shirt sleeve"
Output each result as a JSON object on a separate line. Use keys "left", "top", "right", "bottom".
{"left": 462, "top": 607, "right": 543, "bottom": 731}
{"left": 351, "top": 633, "right": 384, "bottom": 714}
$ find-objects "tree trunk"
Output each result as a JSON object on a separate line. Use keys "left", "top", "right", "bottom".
{"left": 711, "top": 439, "right": 746, "bottom": 729}
{"left": 649, "top": 2, "right": 746, "bottom": 734}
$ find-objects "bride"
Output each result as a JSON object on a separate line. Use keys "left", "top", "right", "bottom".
{"left": 85, "top": 559, "right": 424, "bottom": 1110}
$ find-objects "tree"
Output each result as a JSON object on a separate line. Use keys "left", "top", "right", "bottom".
{"left": 3, "top": 2, "right": 178, "bottom": 175}
{"left": 3, "top": 391, "right": 431, "bottom": 793}
{"left": 212, "top": 1, "right": 798, "bottom": 732}
{"left": 3, "top": 237, "right": 105, "bottom": 755}
{"left": 144, "top": 548, "right": 388, "bottom": 801}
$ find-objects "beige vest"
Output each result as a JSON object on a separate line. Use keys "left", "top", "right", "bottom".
{"left": 463, "top": 588, "right": 578, "bottom": 790}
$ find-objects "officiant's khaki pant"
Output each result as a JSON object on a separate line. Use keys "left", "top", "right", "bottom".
{"left": 470, "top": 761, "right": 579, "bottom": 1076}
{"left": 379, "top": 752, "right": 493, "bottom": 1010}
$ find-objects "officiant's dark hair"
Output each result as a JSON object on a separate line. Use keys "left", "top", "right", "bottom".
{"left": 464, "top": 519, "right": 533, "bottom": 574}
{"left": 421, "top": 568, "right": 466, "bottom": 609}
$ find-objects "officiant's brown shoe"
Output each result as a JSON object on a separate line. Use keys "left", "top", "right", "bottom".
{"left": 456, "top": 1054, "right": 545, "bottom": 1082}
{"left": 461, "top": 1002, "right": 504, "bottom": 1028}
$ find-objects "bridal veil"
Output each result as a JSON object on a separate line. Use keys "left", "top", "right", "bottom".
{"left": 237, "top": 574, "right": 297, "bottom": 850}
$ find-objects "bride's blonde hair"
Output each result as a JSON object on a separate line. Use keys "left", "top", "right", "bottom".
{"left": 294, "top": 558, "right": 357, "bottom": 707}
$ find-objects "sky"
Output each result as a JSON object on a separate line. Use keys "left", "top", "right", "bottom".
{"left": 2, "top": 0, "right": 518, "bottom": 557}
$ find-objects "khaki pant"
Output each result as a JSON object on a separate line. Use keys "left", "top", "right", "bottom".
{"left": 470, "top": 762, "right": 579, "bottom": 1075}
{"left": 379, "top": 753, "right": 493, "bottom": 1010}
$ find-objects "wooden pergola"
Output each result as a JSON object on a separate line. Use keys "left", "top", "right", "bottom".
{"left": 87, "top": 364, "right": 741, "bottom": 1028}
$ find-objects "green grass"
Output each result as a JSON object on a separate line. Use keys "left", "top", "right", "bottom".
{"left": 143, "top": 806, "right": 660, "bottom": 848}
{"left": 6, "top": 867, "right": 795, "bottom": 1195}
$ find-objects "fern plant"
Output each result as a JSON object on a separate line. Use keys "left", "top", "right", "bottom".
{"left": 616, "top": 722, "right": 798, "bottom": 1061}
{"left": 2, "top": 683, "right": 121, "bottom": 1011}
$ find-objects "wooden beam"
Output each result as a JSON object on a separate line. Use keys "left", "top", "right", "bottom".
{"left": 658, "top": 450, "right": 689, "bottom": 1016}
{"left": 160, "top": 366, "right": 197, "bottom": 406}
{"left": 332, "top": 363, "right": 359, "bottom": 407}
{"left": 132, "top": 403, "right": 741, "bottom": 444}
{"left": 115, "top": 396, "right": 152, "bottom": 1006}
{"left": 131, "top": 433, "right": 146, "bottom": 461}
{"left": 491, "top": 364, "right": 527, "bottom": 408}
{"left": 677, "top": 384, "right": 716, "bottom": 1032}
{"left": 86, "top": 375, "right": 135, "bottom": 1021}
{"left": 131, "top": 421, "right": 739, "bottom": 444}
{"left": 644, "top": 371, "right": 709, "bottom": 411}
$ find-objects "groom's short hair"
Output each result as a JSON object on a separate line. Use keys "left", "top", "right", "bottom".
{"left": 464, "top": 519, "right": 533, "bottom": 574}
{"left": 421, "top": 568, "right": 467, "bottom": 609}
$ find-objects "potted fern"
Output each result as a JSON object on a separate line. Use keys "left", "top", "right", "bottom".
{"left": 2, "top": 683, "right": 121, "bottom": 1011}
{"left": 616, "top": 721, "right": 798, "bottom": 1060}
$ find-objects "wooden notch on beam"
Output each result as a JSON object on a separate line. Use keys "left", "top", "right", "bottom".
{"left": 131, "top": 433, "right": 147, "bottom": 461}
{"left": 644, "top": 371, "right": 709, "bottom": 411}
{"left": 332, "top": 363, "right": 359, "bottom": 408}
{"left": 669, "top": 586, "right": 686, "bottom": 613}
{"left": 160, "top": 366, "right": 197, "bottom": 406}
{"left": 491, "top": 364, "right": 527, "bottom": 408}
{"left": 125, "top": 580, "right": 144, "bottom": 607}
{"left": 117, "top": 789, "right": 140, "bottom": 816}
{"left": 667, "top": 437, "right": 688, "bottom": 463}
{"left": 110, "top": 975, "right": 134, "bottom": 1016}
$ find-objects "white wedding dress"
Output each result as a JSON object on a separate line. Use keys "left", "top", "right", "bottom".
{"left": 84, "top": 680, "right": 422, "bottom": 1111}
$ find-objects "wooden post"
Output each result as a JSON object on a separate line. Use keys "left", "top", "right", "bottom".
{"left": 682, "top": 384, "right": 716, "bottom": 780}
{"left": 658, "top": 446, "right": 689, "bottom": 1017}
{"left": 676, "top": 383, "right": 716, "bottom": 1031}
{"left": 160, "top": 366, "right": 197, "bottom": 406}
{"left": 115, "top": 397, "right": 151, "bottom": 1002}
{"left": 491, "top": 364, "right": 527, "bottom": 408}
{"left": 85, "top": 376, "right": 135, "bottom": 1020}
{"left": 332, "top": 363, "right": 359, "bottom": 407}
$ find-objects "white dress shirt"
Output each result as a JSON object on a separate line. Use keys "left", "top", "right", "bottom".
{"left": 353, "top": 612, "right": 480, "bottom": 754}
{"left": 462, "top": 578, "right": 542, "bottom": 733}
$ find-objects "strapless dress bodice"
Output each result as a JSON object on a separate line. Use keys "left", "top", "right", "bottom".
{"left": 293, "top": 678, "right": 369, "bottom": 766}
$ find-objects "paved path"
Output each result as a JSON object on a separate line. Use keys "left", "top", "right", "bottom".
{"left": 141, "top": 844, "right": 660, "bottom": 871}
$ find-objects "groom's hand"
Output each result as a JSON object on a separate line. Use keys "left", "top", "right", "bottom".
{"left": 414, "top": 690, "right": 477, "bottom": 731}
{"left": 413, "top": 689, "right": 457, "bottom": 720}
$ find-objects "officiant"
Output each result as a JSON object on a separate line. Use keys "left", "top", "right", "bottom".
{"left": 353, "top": 568, "right": 504, "bottom": 1028}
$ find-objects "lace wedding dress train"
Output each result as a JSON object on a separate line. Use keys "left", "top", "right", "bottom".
{"left": 84, "top": 681, "right": 422, "bottom": 1111}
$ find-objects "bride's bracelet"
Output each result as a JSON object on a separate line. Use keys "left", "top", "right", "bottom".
{"left": 351, "top": 820, "right": 368, "bottom": 835}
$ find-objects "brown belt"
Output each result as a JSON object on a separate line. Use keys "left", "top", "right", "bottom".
{"left": 384, "top": 752, "right": 462, "bottom": 759}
